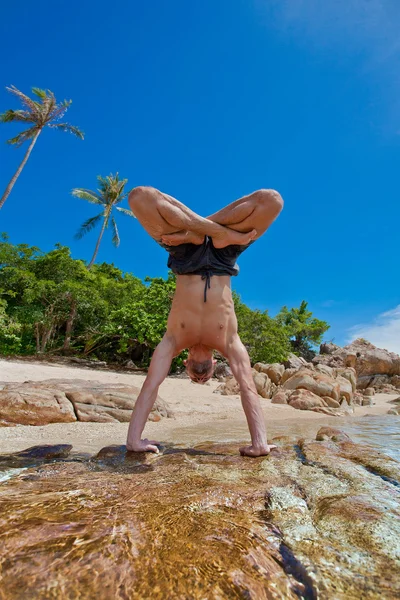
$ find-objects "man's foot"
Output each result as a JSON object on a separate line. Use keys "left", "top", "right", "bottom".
{"left": 212, "top": 228, "right": 257, "bottom": 248}
{"left": 161, "top": 231, "right": 205, "bottom": 246}
{"left": 239, "top": 444, "right": 277, "bottom": 457}
{"left": 126, "top": 438, "right": 161, "bottom": 453}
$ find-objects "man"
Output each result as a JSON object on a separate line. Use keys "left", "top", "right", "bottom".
{"left": 126, "top": 186, "right": 283, "bottom": 457}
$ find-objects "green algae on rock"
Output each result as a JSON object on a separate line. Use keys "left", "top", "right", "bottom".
{"left": 0, "top": 429, "right": 399, "bottom": 599}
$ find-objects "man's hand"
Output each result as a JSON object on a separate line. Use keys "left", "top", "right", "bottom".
{"left": 239, "top": 444, "right": 277, "bottom": 457}
{"left": 126, "top": 439, "right": 160, "bottom": 453}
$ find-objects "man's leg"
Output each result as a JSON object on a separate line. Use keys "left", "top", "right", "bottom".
{"left": 128, "top": 186, "right": 256, "bottom": 246}
{"left": 207, "top": 189, "right": 284, "bottom": 240}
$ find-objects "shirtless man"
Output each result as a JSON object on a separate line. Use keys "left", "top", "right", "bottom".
{"left": 126, "top": 186, "right": 284, "bottom": 457}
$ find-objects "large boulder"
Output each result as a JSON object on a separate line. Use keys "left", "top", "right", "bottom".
{"left": 216, "top": 371, "right": 273, "bottom": 398}
{"left": 283, "top": 368, "right": 340, "bottom": 401}
{"left": 280, "top": 367, "right": 298, "bottom": 385}
{"left": 288, "top": 389, "right": 326, "bottom": 410}
{"left": 213, "top": 361, "right": 232, "bottom": 381}
{"left": 0, "top": 384, "right": 76, "bottom": 426}
{"left": 390, "top": 375, "right": 400, "bottom": 389}
{"left": 336, "top": 376, "right": 353, "bottom": 403}
{"left": 335, "top": 367, "right": 357, "bottom": 392}
{"left": 254, "top": 362, "right": 284, "bottom": 385}
{"left": 253, "top": 372, "right": 273, "bottom": 398}
{"left": 283, "top": 353, "right": 309, "bottom": 370}
{"left": 0, "top": 380, "right": 171, "bottom": 425}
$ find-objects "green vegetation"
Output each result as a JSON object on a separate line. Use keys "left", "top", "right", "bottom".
{"left": 73, "top": 174, "right": 136, "bottom": 269}
{"left": 276, "top": 300, "right": 330, "bottom": 360}
{"left": 0, "top": 86, "right": 83, "bottom": 210}
{"left": 0, "top": 237, "right": 328, "bottom": 369}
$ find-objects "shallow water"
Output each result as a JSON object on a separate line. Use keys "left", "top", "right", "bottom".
{"left": 0, "top": 433, "right": 399, "bottom": 599}
{"left": 341, "top": 415, "right": 400, "bottom": 460}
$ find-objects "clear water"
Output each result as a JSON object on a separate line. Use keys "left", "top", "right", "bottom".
{"left": 341, "top": 415, "right": 400, "bottom": 460}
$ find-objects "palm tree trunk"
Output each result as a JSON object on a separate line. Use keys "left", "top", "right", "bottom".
{"left": 87, "top": 213, "right": 109, "bottom": 269}
{"left": 0, "top": 129, "right": 42, "bottom": 210}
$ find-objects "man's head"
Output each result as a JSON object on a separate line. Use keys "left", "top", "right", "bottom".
{"left": 184, "top": 346, "right": 216, "bottom": 384}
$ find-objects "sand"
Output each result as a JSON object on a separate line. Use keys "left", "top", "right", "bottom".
{"left": 0, "top": 358, "right": 397, "bottom": 454}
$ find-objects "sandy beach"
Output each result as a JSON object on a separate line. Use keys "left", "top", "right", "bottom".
{"left": 0, "top": 358, "right": 398, "bottom": 454}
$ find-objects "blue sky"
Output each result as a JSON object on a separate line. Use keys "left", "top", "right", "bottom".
{"left": 0, "top": 0, "right": 399, "bottom": 351}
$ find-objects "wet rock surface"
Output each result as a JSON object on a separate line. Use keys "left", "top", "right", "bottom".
{"left": 0, "top": 430, "right": 399, "bottom": 599}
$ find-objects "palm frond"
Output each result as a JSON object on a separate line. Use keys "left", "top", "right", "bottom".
{"left": 71, "top": 188, "right": 105, "bottom": 205}
{"left": 6, "top": 86, "right": 42, "bottom": 120}
{"left": 6, "top": 126, "right": 39, "bottom": 147}
{"left": 111, "top": 216, "right": 120, "bottom": 247}
{"left": 48, "top": 122, "right": 84, "bottom": 139}
{"left": 31, "top": 88, "right": 47, "bottom": 100}
{"left": 115, "top": 206, "right": 136, "bottom": 218}
{"left": 74, "top": 213, "right": 103, "bottom": 240}
{"left": 0, "top": 109, "right": 34, "bottom": 124}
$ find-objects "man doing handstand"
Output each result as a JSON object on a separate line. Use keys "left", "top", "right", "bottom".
{"left": 126, "top": 187, "right": 284, "bottom": 457}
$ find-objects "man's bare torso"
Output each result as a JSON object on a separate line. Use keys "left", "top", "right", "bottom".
{"left": 167, "top": 275, "right": 237, "bottom": 355}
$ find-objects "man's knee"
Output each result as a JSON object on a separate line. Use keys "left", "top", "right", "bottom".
{"left": 254, "top": 189, "right": 284, "bottom": 215}
{"left": 128, "top": 186, "right": 159, "bottom": 212}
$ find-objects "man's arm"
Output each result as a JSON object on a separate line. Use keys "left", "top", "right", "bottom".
{"left": 126, "top": 334, "right": 176, "bottom": 453}
{"left": 227, "top": 336, "right": 276, "bottom": 457}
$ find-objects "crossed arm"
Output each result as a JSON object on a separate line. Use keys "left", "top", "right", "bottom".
{"left": 126, "top": 334, "right": 275, "bottom": 457}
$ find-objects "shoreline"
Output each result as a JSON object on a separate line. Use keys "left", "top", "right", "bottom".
{"left": 0, "top": 358, "right": 398, "bottom": 454}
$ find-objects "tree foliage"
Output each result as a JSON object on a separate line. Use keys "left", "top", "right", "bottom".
{"left": 0, "top": 238, "right": 329, "bottom": 369}
{"left": 276, "top": 300, "right": 330, "bottom": 360}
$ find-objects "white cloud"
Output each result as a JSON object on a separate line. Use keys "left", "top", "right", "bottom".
{"left": 347, "top": 305, "right": 400, "bottom": 354}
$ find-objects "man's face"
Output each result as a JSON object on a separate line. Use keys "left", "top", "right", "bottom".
{"left": 184, "top": 358, "right": 216, "bottom": 384}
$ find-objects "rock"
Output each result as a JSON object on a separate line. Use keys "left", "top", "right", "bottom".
{"left": 283, "top": 368, "right": 340, "bottom": 401}
{"left": 65, "top": 386, "right": 170, "bottom": 422}
{"left": 344, "top": 338, "right": 400, "bottom": 377}
{"left": 271, "top": 389, "right": 291, "bottom": 404}
{"left": 0, "top": 438, "right": 399, "bottom": 599}
{"left": 336, "top": 376, "right": 353, "bottom": 403}
{"left": 0, "top": 380, "right": 171, "bottom": 425}
{"left": 323, "top": 396, "right": 341, "bottom": 408}
{"left": 320, "top": 342, "right": 341, "bottom": 355}
{"left": 213, "top": 361, "right": 232, "bottom": 381}
{"left": 353, "top": 392, "right": 364, "bottom": 406}
{"left": 362, "top": 396, "right": 374, "bottom": 407}
{"left": 391, "top": 375, "right": 400, "bottom": 389}
{"left": 316, "top": 427, "right": 351, "bottom": 442}
{"left": 69, "top": 357, "right": 108, "bottom": 368}
{"left": 387, "top": 408, "right": 399, "bottom": 415}
{"left": 215, "top": 376, "right": 240, "bottom": 395}
{"left": 288, "top": 389, "right": 325, "bottom": 410}
{"left": 253, "top": 372, "right": 272, "bottom": 399}
{"left": 315, "top": 364, "right": 334, "bottom": 377}
{"left": 389, "top": 397, "right": 400, "bottom": 405}
{"left": 369, "top": 374, "right": 390, "bottom": 389}
{"left": 254, "top": 363, "right": 284, "bottom": 385}
{"left": 364, "top": 387, "right": 375, "bottom": 397}
{"left": 124, "top": 360, "right": 137, "bottom": 369}
{"left": 216, "top": 371, "right": 272, "bottom": 398}
{"left": 0, "top": 384, "right": 76, "bottom": 426}
{"left": 280, "top": 367, "right": 298, "bottom": 385}
{"left": 335, "top": 367, "right": 357, "bottom": 392}
{"left": 0, "top": 444, "right": 72, "bottom": 467}
{"left": 283, "top": 352, "right": 308, "bottom": 370}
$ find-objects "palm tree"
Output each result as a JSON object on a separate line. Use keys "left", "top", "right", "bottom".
{"left": 73, "top": 173, "right": 136, "bottom": 269}
{"left": 0, "top": 86, "right": 84, "bottom": 210}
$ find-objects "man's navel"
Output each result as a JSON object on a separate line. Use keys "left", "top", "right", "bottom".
{"left": 180, "top": 322, "right": 185, "bottom": 329}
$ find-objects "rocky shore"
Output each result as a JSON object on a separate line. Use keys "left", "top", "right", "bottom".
{"left": 0, "top": 427, "right": 399, "bottom": 599}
